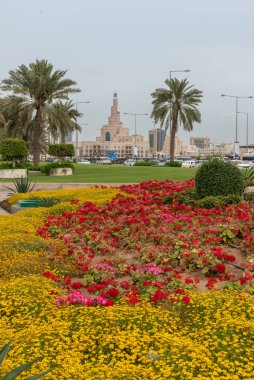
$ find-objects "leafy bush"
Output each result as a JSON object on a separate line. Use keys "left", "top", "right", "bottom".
{"left": 0, "top": 138, "right": 29, "bottom": 168}
{"left": 0, "top": 162, "right": 37, "bottom": 170}
{"left": 164, "top": 161, "right": 182, "bottom": 167}
{"left": 40, "top": 160, "right": 74, "bottom": 176}
{"left": 163, "top": 188, "right": 197, "bottom": 205}
{"left": 195, "top": 158, "right": 244, "bottom": 198}
{"left": 48, "top": 143, "right": 75, "bottom": 160}
{"left": 134, "top": 162, "right": 155, "bottom": 166}
{"left": 196, "top": 194, "right": 242, "bottom": 208}
{"left": 243, "top": 192, "right": 254, "bottom": 202}
{"left": 4, "top": 176, "right": 36, "bottom": 193}
{"left": 163, "top": 188, "right": 241, "bottom": 208}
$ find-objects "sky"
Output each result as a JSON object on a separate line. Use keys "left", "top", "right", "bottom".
{"left": 1, "top": 0, "right": 254, "bottom": 146}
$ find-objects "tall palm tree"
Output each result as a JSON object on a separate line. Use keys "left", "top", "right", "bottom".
{"left": 151, "top": 78, "right": 203, "bottom": 161}
{"left": 0, "top": 60, "right": 80, "bottom": 167}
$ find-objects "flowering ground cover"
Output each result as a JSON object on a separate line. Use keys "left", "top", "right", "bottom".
{"left": 1, "top": 181, "right": 254, "bottom": 379}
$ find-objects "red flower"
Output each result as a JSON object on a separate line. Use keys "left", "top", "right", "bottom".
{"left": 129, "top": 295, "right": 139, "bottom": 304}
{"left": 215, "top": 263, "right": 226, "bottom": 274}
{"left": 182, "top": 295, "right": 191, "bottom": 303}
{"left": 71, "top": 282, "right": 84, "bottom": 290}
{"left": 107, "top": 288, "right": 119, "bottom": 298}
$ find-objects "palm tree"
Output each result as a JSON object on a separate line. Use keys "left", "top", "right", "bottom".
{"left": 46, "top": 100, "right": 81, "bottom": 143}
{"left": 151, "top": 78, "right": 203, "bottom": 161}
{"left": 0, "top": 60, "right": 80, "bottom": 168}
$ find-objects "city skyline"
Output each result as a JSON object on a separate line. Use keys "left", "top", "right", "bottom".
{"left": 1, "top": 0, "right": 254, "bottom": 145}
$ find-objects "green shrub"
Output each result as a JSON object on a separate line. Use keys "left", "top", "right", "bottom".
{"left": 48, "top": 143, "right": 75, "bottom": 160}
{"left": 0, "top": 138, "right": 29, "bottom": 168}
{"left": 163, "top": 188, "right": 197, "bottom": 205}
{"left": 243, "top": 192, "right": 254, "bottom": 202}
{"left": 195, "top": 158, "right": 244, "bottom": 198}
{"left": 163, "top": 189, "right": 242, "bottom": 208}
{"left": 40, "top": 160, "right": 74, "bottom": 176}
{"left": 134, "top": 162, "right": 155, "bottom": 166}
{"left": 164, "top": 161, "right": 182, "bottom": 167}
{"left": 196, "top": 194, "right": 242, "bottom": 208}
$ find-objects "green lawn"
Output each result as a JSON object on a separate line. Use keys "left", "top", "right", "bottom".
{"left": 0, "top": 164, "right": 197, "bottom": 184}
{"left": 36, "top": 164, "right": 197, "bottom": 183}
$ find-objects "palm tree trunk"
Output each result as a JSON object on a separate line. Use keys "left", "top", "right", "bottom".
{"left": 170, "top": 113, "right": 178, "bottom": 161}
{"left": 33, "top": 108, "right": 41, "bottom": 169}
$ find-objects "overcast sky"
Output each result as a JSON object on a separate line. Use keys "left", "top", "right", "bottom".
{"left": 1, "top": 0, "right": 254, "bottom": 145}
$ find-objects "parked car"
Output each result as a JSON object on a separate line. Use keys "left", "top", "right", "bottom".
{"left": 79, "top": 159, "right": 91, "bottom": 165}
{"left": 232, "top": 160, "right": 251, "bottom": 169}
{"left": 181, "top": 160, "right": 197, "bottom": 168}
{"left": 96, "top": 157, "right": 112, "bottom": 165}
{"left": 124, "top": 159, "right": 136, "bottom": 166}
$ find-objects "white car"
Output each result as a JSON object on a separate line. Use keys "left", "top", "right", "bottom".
{"left": 96, "top": 157, "right": 112, "bottom": 165}
{"left": 181, "top": 160, "right": 197, "bottom": 168}
{"left": 79, "top": 159, "right": 91, "bottom": 165}
{"left": 124, "top": 159, "right": 136, "bottom": 166}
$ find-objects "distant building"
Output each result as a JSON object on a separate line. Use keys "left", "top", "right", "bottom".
{"left": 77, "top": 93, "right": 149, "bottom": 158}
{"left": 190, "top": 137, "right": 210, "bottom": 149}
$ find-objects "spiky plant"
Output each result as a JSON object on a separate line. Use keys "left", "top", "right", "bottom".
{"left": 0, "top": 340, "right": 50, "bottom": 379}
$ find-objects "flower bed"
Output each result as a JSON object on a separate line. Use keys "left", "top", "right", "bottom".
{"left": 1, "top": 181, "right": 254, "bottom": 379}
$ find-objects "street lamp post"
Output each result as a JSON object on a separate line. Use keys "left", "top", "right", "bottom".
{"left": 221, "top": 94, "right": 252, "bottom": 158}
{"left": 237, "top": 112, "right": 249, "bottom": 152}
{"left": 75, "top": 101, "right": 90, "bottom": 162}
{"left": 123, "top": 112, "right": 148, "bottom": 158}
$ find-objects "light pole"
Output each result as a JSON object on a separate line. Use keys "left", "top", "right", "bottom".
{"left": 124, "top": 112, "right": 148, "bottom": 158}
{"left": 75, "top": 101, "right": 90, "bottom": 161}
{"left": 221, "top": 94, "right": 252, "bottom": 158}
{"left": 237, "top": 111, "right": 249, "bottom": 152}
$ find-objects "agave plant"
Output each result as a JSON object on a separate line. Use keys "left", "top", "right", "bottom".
{"left": 0, "top": 340, "right": 50, "bottom": 379}
{"left": 4, "top": 176, "right": 36, "bottom": 194}
{"left": 241, "top": 167, "right": 254, "bottom": 188}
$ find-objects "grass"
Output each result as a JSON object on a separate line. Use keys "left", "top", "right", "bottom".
{"left": 0, "top": 164, "right": 197, "bottom": 184}
{"left": 6, "top": 164, "right": 197, "bottom": 183}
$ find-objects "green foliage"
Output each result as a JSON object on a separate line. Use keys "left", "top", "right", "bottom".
{"left": 195, "top": 159, "right": 244, "bottom": 198}
{"left": 196, "top": 194, "right": 242, "bottom": 208}
{"left": 0, "top": 162, "right": 36, "bottom": 170}
{"left": 241, "top": 167, "right": 254, "bottom": 180}
{"left": 163, "top": 188, "right": 241, "bottom": 208}
{"left": 134, "top": 162, "right": 155, "bottom": 166}
{"left": 0, "top": 138, "right": 28, "bottom": 167}
{"left": 164, "top": 161, "right": 182, "bottom": 167}
{"left": 40, "top": 160, "right": 74, "bottom": 176}
{"left": 0, "top": 340, "right": 49, "bottom": 379}
{"left": 151, "top": 78, "right": 203, "bottom": 161}
{"left": 29, "top": 197, "right": 59, "bottom": 207}
{"left": 243, "top": 192, "right": 254, "bottom": 202}
{"left": 163, "top": 188, "right": 197, "bottom": 205}
{"left": 48, "top": 144, "right": 75, "bottom": 159}
{"left": 4, "top": 176, "right": 36, "bottom": 194}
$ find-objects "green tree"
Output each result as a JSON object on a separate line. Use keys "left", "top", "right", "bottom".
{"left": 0, "top": 59, "right": 80, "bottom": 168}
{"left": 48, "top": 143, "right": 75, "bottom": 161}
{"left": 0, "top": 138, "right": 29, "bottom": 167}
{"left": 151, "top": 78, "right": 203, "bottom": 161}
{"left": 47, "top": 100, "right": 81, "bottom": 143}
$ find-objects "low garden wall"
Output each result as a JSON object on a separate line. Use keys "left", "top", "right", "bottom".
{"left": 0, "top": 169, "right": 27, "bottom": 178}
